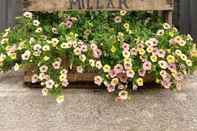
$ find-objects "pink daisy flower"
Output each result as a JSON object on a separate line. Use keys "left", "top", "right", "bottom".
{"left": 107, "top": 84, "right": 116, "bottom": 93}
{"left": 65, "top": 19, "right": 73, "bottom": 28}
{"left": 138, "top": 69, "right": 146, "bottom": 77}
{"left": 168, "top": 64, "right": 177, "bottom": 71}
{"left": 80, "top": 44, "right": 88, "bottom": 52}
{"left": 114, "top": 64, "right": 124, "bottom": 74}
{"left": 143, "top": 61, "right": 152, "bottom": 70}
{"left": 117, "top": 72, "right": 128, "bottom": 83}
{"left": 94, "top": 76, "right": 103, "bottom": 86}
{"left": 93, "top": 48, "right": 102, "bottom": 59}
{"left": 130, "top": 48, "right": 137, "bottom": 56}
{"left": 124, "top": 62, "right": 132, "bottom": 70}
{"left": 122, "top": 43, "right": 130, "bottom": 51}
{"left": 109, "top": 69, "right": 117, "bottom": 78}
{"left": 126, "top": 70, "right": 135, "bottom": 78}
{"left": 161, "top": 79, "right": 172, "bottom": 89}
{"left": 62, "top": 80, "right": 69, "bottom": 87}
{"left": 157, "top": 50, "right": 166, "bottom": 58}
{"left": 152, "top": 47, "right": 159, "bottom": 56}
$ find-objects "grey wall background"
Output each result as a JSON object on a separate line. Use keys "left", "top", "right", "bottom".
{"left": 0, "top": 0, "right": 22, "bottom": 31}
{"left": 173, "top": 0, "right": 197, "bottom": 40}
{"left": 0, "top": 0, "right": 197, "bottom": 40}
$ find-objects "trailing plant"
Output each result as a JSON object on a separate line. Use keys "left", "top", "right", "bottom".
{"left": 0, "top": 11, "right": 197, "bottom": 103}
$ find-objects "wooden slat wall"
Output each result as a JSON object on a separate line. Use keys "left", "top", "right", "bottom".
{"left": 0, "top": 0, "right": 7, "bottom": 31}
{"left": 174, "top": 0, "right": 197, "bottom": 40}
{"left": 190, "top": 0, "right": 197, "bottom": 40}
{"left": 0, "top": 0, "right": 22, "bottom": 31}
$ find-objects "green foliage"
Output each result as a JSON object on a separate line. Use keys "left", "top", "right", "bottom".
{"left": 0, "top": 11, "right": 196, "bottom": 103}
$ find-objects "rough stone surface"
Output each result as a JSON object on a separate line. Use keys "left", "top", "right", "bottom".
{"left": 0, "top": 71, "right": 197, "bottom": 131}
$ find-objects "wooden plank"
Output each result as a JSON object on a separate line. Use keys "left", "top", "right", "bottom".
{"left": 24, "top": 72, "right": 96, "bottom": 83}
{"left": 7, "top": 0, "right": 23, "bottom": 26}
{"left": 0, "top": 0, "right": 7, "bottom": 31}
{"left": 179, "top": 0, "right": 190, "bottom": 34}
{"left": 172, "top": 0, "right": 179, "bottom": 26}
{"left": 23, "top": 0, "right": 173, "bottom": 11}
{"left": 0, "top": 0, "right": 22, "bottom": 31}
{"left": 163, "top": 11, "right": 173, "bottom": 24}
{"left": 190, "top": 0, "right": 197, "bottom": 40}
{"left": 24, "top": 70, "right": 155, "bottom": 88}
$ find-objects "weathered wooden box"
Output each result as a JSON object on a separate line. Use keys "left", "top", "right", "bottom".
{"left": 23, "top": 0, "right": 174, "bottom": 24}
{"left": 23, "top": 0, "right": 174, "bottom": 84}
{"left": 23, "top": 0, "right": 173, "bottom": 11}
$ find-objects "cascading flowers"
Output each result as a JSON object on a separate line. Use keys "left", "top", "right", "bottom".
{"left": 0, "top": 11, "right": 197, "bottom": 103}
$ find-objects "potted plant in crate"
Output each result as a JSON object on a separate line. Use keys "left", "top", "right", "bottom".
{"left": 0, "top": 0, "right": 197, "bottom": 103}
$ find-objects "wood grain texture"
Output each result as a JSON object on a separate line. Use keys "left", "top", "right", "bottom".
{"left": 24, "top": 70, "right": 96, "bottom": 83}
{"left": 23, "top": 0, "right": 173, "bottom": 11}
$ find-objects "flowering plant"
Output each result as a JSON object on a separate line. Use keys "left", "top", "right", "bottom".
{"left": 0, "top": 11, "right": 197, "bottom": 103}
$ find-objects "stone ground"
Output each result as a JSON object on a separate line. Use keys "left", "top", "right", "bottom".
{"left": 0, "top": 71, "right": 197, "bottom": 131}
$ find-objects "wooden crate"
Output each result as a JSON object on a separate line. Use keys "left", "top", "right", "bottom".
{"left": 23, "top": 0, "right": 173, "bottom": 11}
{"left": 23, "top": 0, "right": 174, "bottom": 84}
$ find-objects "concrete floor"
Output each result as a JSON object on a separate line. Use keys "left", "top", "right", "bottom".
{"left": 0, "top": 71, "right": 197, "bottom": 131}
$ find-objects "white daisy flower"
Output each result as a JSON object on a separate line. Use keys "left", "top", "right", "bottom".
{"left": 179, "top": 40, "right": 186, "bottom": 46}
{"left": 122, "top": 50, "right": 130, "bottom": 58}
{"left": 175, "top": 49, "right": 182, "bottom": 56}
{"left": 95, "top": 61, "right": 103, "bottom": 69}
{"left": 59, "top": 74, "right": 67, "bottom": 82}
{"left": 39, "top": 73, "right": 46, "bottom": 81}
{"left": 5, "top": 28, "right": 11, "bottom": 32}
{"left": 31, "top": 74, "right": 39, "bottom": 83}
{"left": 51, "top": 38, "right": 59, "bottom": 47}
{"left": 33, "top": 44, "right": 42, "bottom": 51}
{"left": 73, "top": 47, "right": 81, "bottom": 56}
{"left": 79, "top": 54, "right": 86, "bottom": 62}
{"left": 56, "top": 95, "right": 64, "bottom": 103}
{"left": 1, "top": 38, "right": 8, "bottom": 44}
{"left": 187, "top": 34, "right": 193, "bottom": 41}
{"left": 186, "top": 60, "right": 192, "bottom": 67}
{"left": 132, "top": 84, "right": 138, "bottom": 91}
{"left": 33, "top": 20, "right": 40, "bottom": 26}
{"left": 52, "top": 27, "right": 58, "bottom": 34}
{"left": 90, "top": 43, "right": 98, "bottom": 50}
{"left": 29, "top": 37, "right": 35, "bottom": 44}
{"left": 61, "top": 42, "right": 72, "bottom": 49}
{"left": 163, "top": 23, "right": 171, "bottom": 30}
{"left": 13, "top": 63, "right": 20, "bottom": 71}
{"left": 43, "top": 56, "right": 50, "bottom": 61}
{"left": 89, "top": 59, "right": 95, "bottom": 67}
{"left": 76, "top": 66, "right": 84, "bottom": 73}
{"left": 21, "top": 50, "right": 31, "bottom": 60}
{"left": 23, "top": 12, "right": 33, "bottom": 19}
{"left": 180, "top": 54, "right": 187, "bottom": 61}
{"left": 41, "top": 88, "right": 48, "bottom": 96}
{"left": 45, "top": 79, "right": 55, "bottom": 89}
{"left": 39, "top": 65, "right": 48, "bottom": 73}
{"left": 52, "top": 61, "right": 61, "bottom": 69}
{"left": 42, "top": 45, "right": 50, "bottom": 51}
{"left": 156, "top": 29, "right": 165, "bottom": 36}
{"left": 118, "top": 90, "right": 128, "bottom": 100}
{"left": 94, "top": 76, "right": 103, "bottom": 86}
{"left": 158, "top": 60, "right": 168, "bottom": 69}
{"left": 60, "top": 69, "right": 68, "bottom": 75}
{"left": 111, "top": 78, "right": 119, "bottom": 87}
{"left": 2, "top": 32, "right": 8, "bottom": 38}
{"left": 62, "top": 80, "right": 69, "bottom": 87}
{"left": 35, "top": 27, "right": 42, "bottom": 33}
